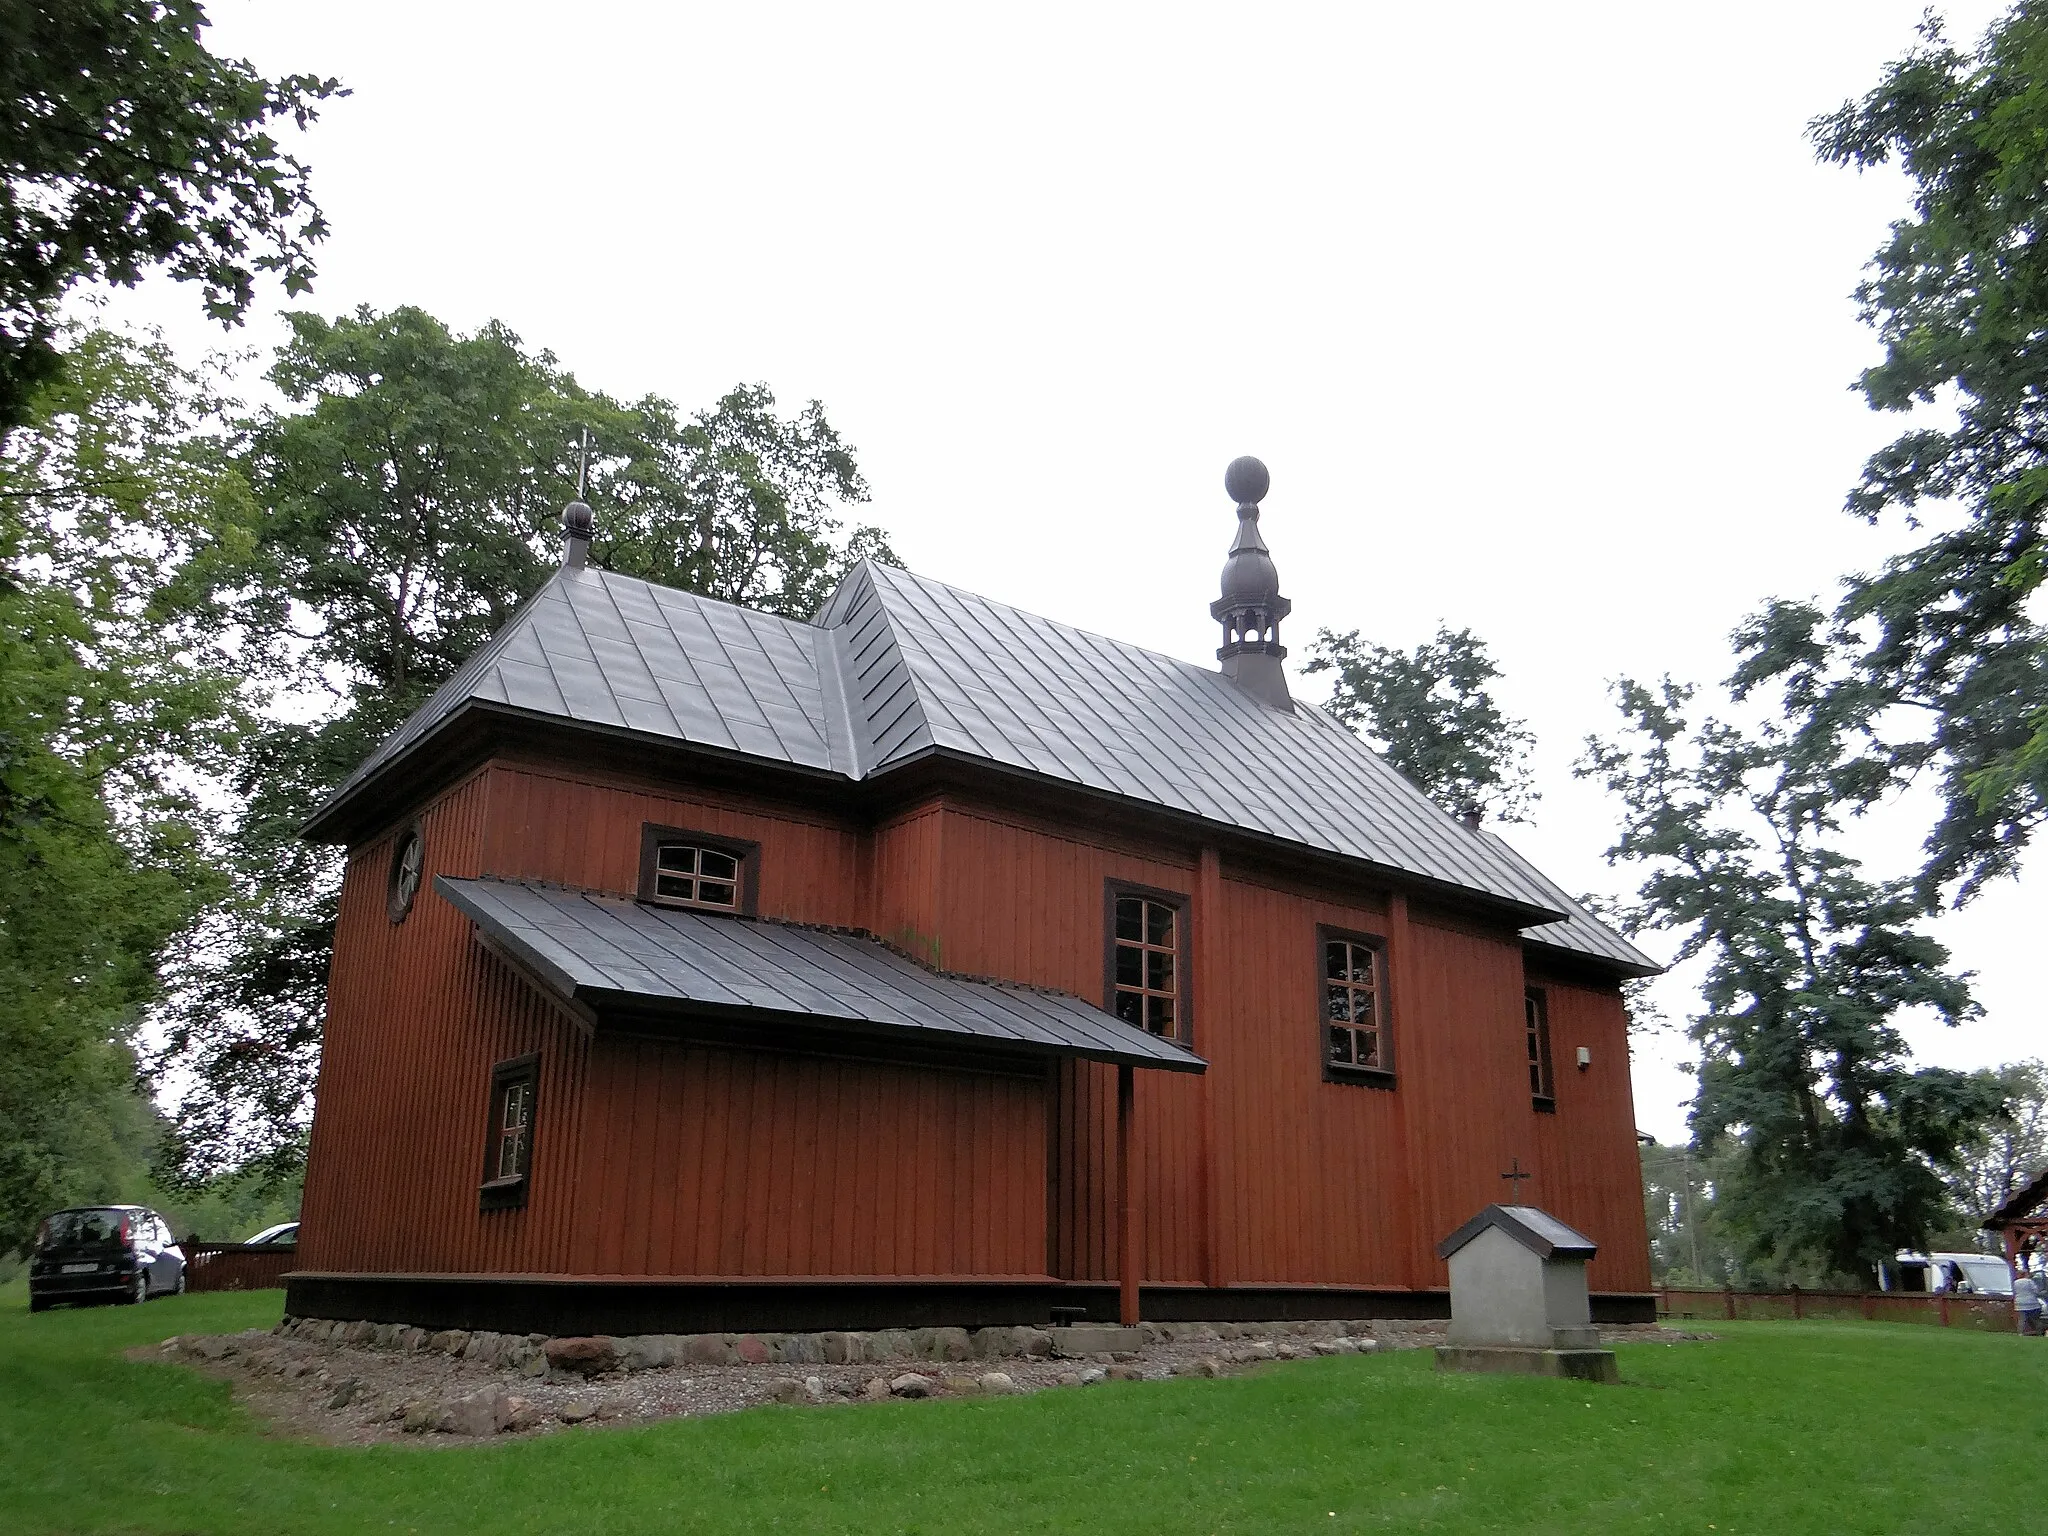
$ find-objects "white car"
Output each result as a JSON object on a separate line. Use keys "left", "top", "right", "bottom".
{"left": 243, "top": 1222, "right": 300, "bottom": 1246}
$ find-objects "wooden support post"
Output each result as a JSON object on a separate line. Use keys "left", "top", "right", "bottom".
{"left": 1118, "top": 1063, "right": 1138, "bottom": 1327}
{"left": 1939, "top": 1292, "right": 1951, "bottom": 1328}
{"left": 1790, "top": 1284, "right": 1803, "bottom": 1321}
{"left": 1724, "top": 1286, "right": 1735, "bottom": 1321}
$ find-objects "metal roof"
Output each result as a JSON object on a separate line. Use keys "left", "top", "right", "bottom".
{"left": 436, "top": 876, "right": 1205, "bottom": 1074}
{"left": 316, "top": 559, "right": 1658, "bottom": 971}
{"left": 1475, "top": 831, "right": 1661, "bottom": 978}
{"left": 1437, "top": 1204, "right": 1600, "bottom": 1261}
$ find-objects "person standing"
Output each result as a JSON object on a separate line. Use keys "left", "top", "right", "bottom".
{"left": 2013, "top": 1269, "right": 2043, "bottom": 1336}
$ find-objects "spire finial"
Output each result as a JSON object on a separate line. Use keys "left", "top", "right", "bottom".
{"left": 562, "top": 428, "right": 595, "bottom": 570}
{"left": 1210, "top": 455, "right": 1291, "bottom": 708}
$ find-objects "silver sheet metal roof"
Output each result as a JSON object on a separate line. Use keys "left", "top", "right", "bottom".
{"left": 323, "top": 559, "right": 1652, "bottom": 971}
{"left": 1476, "top": 831, "right": 1660, "bottom": 978}
{"left": 1436, "top": 1203, "right": 1600, "bottom": 1261}
{"left": 436, "top": 876, "right": 1204, "bottom": 1073}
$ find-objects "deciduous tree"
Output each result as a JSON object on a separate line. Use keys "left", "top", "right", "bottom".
{"left": 0, "top": 0, "right": 341, "bottom": 437}
{"left": 1806, "top": 4, "right": 2048, "bottom": 901}
{"left": 1303, "top": 624, "right": 1536, "bottom": 822}
{"left": 1581, "top": 620, "right": 2005, "bottom": 1282}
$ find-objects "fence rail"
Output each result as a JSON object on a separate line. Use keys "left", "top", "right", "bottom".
{"left": 182, "top": 1242, "right": 295, "bottom": 1293}
{"left": 1657, "top": 1285, "right": 2015, "bottom": 1331}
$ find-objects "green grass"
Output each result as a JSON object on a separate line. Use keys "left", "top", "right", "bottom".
{"left": 3, "top": 1280, "right": 2043, "bottom": 1535}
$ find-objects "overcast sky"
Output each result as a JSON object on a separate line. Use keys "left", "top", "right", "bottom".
{"left": 104, "top": 1, "right": 2032, "bottom": 1142}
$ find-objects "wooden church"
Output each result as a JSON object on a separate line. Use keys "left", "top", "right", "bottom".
{"left": 289, "top": 457, "right": 1659, "bottom": 1336}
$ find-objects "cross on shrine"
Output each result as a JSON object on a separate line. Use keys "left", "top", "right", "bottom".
{"left": 1501, "top": 1157, "right": 1532, "bottom": 1197}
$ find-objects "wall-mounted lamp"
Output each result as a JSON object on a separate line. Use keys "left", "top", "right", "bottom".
{"left": 1575, "top": 1046, "right": 1591, "bottom": 1072}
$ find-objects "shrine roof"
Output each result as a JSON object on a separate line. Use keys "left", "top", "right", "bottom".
{"left": 1437, "top": 1205, "right": 1601, "bottom": 1262}
{"left": 436, "top": 876, "right": 1206, "bottom": 1074}
{"left": 311, "top": 559, "right": 1653, "bottom": 972}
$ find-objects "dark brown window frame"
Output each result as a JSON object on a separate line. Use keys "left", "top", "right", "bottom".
{"left": 1102, "top": 879, "right": 1194, "bottom": 1048}
{"left": 1526, "top": 987, "right": 1556, "bottom": 1111}
{"left": 637, "top": 823, "right": 761, "bottom": 915}
{"left": 1319, "top": 925, "right": 1395, "bottom": 1088}
{"left": 479, "top": 1053, "right": 540, "bottom": 1212}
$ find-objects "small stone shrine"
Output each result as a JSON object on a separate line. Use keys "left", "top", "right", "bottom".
{"left": 1434, "top": 1204, "right": 1619, "bottom": 1384}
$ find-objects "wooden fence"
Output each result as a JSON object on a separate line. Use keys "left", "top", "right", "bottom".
{"left": 182, "top": 1242, "right": 296, "bottom": 1293}
{"left": 1657, "top": 1285, "right": 2016, "bottom": 1331}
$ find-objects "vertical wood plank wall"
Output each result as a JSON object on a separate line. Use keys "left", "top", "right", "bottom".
{"left": 304, "top": 756, "right": 1652, "bottom": 1295}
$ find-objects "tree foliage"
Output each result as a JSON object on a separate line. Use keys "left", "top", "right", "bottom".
{"left": 1942, "top": 1058, "right": 2048, "bottom": 1231}
{"left": 154, "top": 305, "right": 897, "bottom": 1183}
{"left": 1581, "top": 624, "right": 2006, "bottom": 1282}
{"left": 1302, "top": 624, "right": 1537, "bottom": 823}
{"left": 0, "top": 326, "right": 247, "bottom": 1246}
{"left": 1805, "top": 4, "right": 2048, "bottom": 901}
{"left": 0, "top": 0, "right": 341, "bottom": 438}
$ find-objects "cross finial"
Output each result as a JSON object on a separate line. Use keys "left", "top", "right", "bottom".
{"left": 1501, "top": 1157, "right": 1532, "bottom": 1197}
{"left": 574, "top": 427, "right": 595, "bottom": 499}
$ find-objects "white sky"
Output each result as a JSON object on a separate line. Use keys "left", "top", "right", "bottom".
{"left": 101, "top": 1, "right": 2034, "bottom": 1142}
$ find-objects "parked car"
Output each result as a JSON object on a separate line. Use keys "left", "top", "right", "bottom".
{"left": 27, "top": 1206, "right": 186, "bottom": 1312}
{"left": 243, "top": 1221, "right": 299, "bottom": 1246}
{"left": 1877, "top": 1249, "right": 2015, "bottom": 1297}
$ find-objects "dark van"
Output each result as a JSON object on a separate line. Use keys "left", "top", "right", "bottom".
{"left": 27, "top": 1206, "right": 186, "bottom": 1312}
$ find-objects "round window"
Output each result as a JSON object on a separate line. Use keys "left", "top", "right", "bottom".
{"left": 388, "top": 824, "right": 425, "bottom": 923}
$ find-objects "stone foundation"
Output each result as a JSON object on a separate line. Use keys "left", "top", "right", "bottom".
{"left": 1433, "top": 1344, "right": 1620, "bottom": 1384}
{"left": 272, "top": 1314, "right": 1404, "bottom": 1377}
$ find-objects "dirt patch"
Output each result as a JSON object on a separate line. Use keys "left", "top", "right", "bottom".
{"left": 133, "top": 1320, "right": 1708, "bottom": 1448}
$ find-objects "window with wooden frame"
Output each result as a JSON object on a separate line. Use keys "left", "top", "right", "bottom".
{"left": 1322, "top": 929, "right": 1392, "bottom": 1083}
{"left": 479, "top": 1055, "right": 539, "bottom": 1211}
{"left": 1525, "top": 988, "right": 1556, "bottom": 1109}
{"left": 1105, "top": 883, "right": 1190, "bottom": 1044}
{"left": 637, "top": 824, "right": 760, "bottom": 915}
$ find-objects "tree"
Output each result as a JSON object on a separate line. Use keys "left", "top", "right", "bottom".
{"left": 0, "top": 0, "right": 341, "bottom": 439}
{"left": 1302, "top": 624, "right": 1536, "bottom": 822}
{"left": 1942, "top": 1059, "right": 2048, "bottom": 1232}
{"left": 0, "top": 325, "right": 247, "bottom": 1246}
{"left": 1580, "top": 616, "right": 2006, "bottom": 1283}
{"left": 1806, "top": 5, "right": 2048, "bottom": 902}
{"left": 154, "top": 305, "right": 898, "bottom": 1183}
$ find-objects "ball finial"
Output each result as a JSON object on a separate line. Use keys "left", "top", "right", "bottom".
{"left": 1224, "top": 455, "right": 1269, "bottom": 508}
{"left": 563, "top": 500, "right": 594, "bottom": 539}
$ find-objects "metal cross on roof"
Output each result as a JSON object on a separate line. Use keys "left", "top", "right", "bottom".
{"left": 573, "top": 427, "right": 594, "bottom": 499}
{"left": 1501, "top": 1157, "right": 1531, "bottom": 1195}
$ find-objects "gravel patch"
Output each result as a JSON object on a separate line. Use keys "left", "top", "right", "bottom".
{"left": 134, "top": 1319, "right": 1707, "bottom": 1447}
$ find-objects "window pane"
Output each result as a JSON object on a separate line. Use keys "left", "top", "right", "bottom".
{"left": 656, "top": 872, "right": 692, "bottom": 898}
{"left": 1115, "top": 946, "right": 1142, "bottom": 987}
{"left": 1328, "top": 1026, "right": 1353, "bottom": 1064}
{"left": 1145, "top": 951, "right": 1173, "bottom": 993}
{"left": 697, "top": 881, "right": 737, "bottom": 906}
{"left": 1350, "top": 949, "right": 1375, "bottom": 985}
{"left": 1147, "top": 995, "right": 1174, "bottom": 1036}
{"left": 1352, "top": 988, "right": 1375, "bottom": 1026}
{"left": 1326, "top": 984, "right": 1351, "bottom": 1023}
{"left": 658, "top": 845, "right": 696, "bottom": 874}
{"left": 1145, "top": 901, "right": 1174, "bottom": 947}
{"left": 1357, "top": 1030, "right": 1380, "bottom": 1069}
{"left": 1115, "top": 897, "right": 1142, "bottom": 941}
{"left": 1325, "top": 941, "right": 1348, "bottom": 980}
{"left": 699, "top": 850, "right": 738, "bottom": 881}
{"left": 1114, "top": 990, "right": 1143, "bottom": 1025}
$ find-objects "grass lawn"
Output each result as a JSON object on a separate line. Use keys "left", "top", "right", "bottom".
{"left": 3, "top": 1282, "right": 2042, "bottom": 1534}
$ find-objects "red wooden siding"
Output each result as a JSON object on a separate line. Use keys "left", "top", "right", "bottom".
{"left": 1526, "top": 972, "right": 1654, "bottom": 1293}
{"left": 302, "top": 754, "right": 1653, "bottom": 1300}
{"left": 570, "top": 1039, "right": 1046, "bottom": 1277}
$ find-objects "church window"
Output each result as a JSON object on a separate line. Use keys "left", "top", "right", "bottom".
{"left": 1526, "top": 988, "right": 1556, "bottom": 1109}
{"left": 480, "top": 1054, "right": 539, "bottom": 1211}
{"left": 638, "top": 824, "right": 759, "bottom": 914}
{"left": 1322, "top": 931, "right": 1392, "bottom": 1082}
{"left": 1106, "top": 884, "right": 1189, "bottom": 1043}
